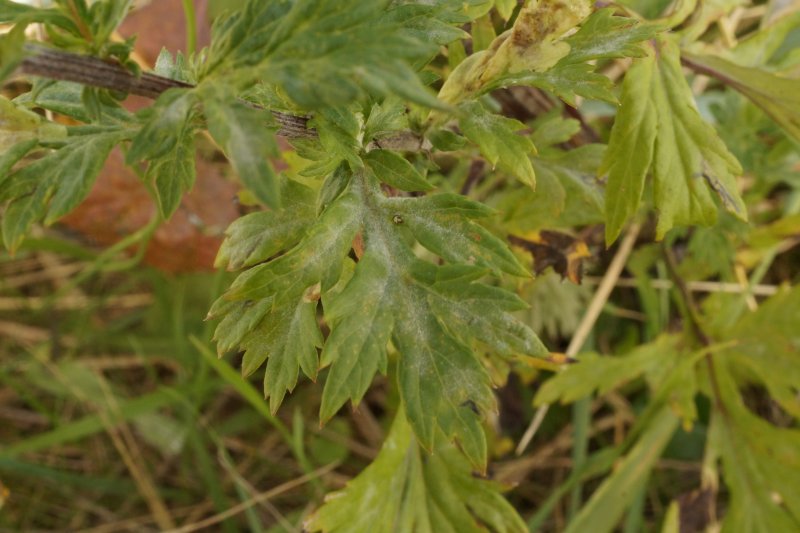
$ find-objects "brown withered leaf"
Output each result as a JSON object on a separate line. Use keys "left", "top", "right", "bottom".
{"left": 509, "top": 230, "right": 591, "bottom": 284}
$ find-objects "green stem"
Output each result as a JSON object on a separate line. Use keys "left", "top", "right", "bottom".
{"left": 181, "top": 0, "right": 197, "bottom": 55}
{"left": 568, "top": 397, "right": 590, "bottom": 519}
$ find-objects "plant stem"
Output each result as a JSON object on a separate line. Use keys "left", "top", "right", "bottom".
{"left": 568, "top": 396, "right": 590, "bottom": 519}
{"left": 16, "top": 45, "right": 427, "bottom": 151}
{"left": 662, "top": 244, "right": 711, "bottom": 346}
{"left": 181, "top": 0, "right": 197, "bottom": 56}
{"left": 18, "top": 44, "right": 313, "bottom": 137}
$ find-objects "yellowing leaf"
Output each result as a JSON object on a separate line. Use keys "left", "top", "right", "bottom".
{"left": 486, "top": 0, "right": 592, "bottom": 76}
{"left": 438, "top": 0, "right": 592, "bottom": 103}
{"left": 600, "top": 48, "right": 658, "bottom": 244}
{"left": 601, "top": 37, "right": 746, "bottom": 244}
{"left": 0, "top": 95, "right": 66, "bottom": 148}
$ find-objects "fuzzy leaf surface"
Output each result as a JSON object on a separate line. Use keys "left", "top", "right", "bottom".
{"left": 215, "top": 180, "right": 316, "bottom": 271}
{"left": 203, "top": 0, "right": 446, "bottom": 110}
{"left": 319, "top": 252, "right": 396, "bottom": 422}
{"left": 241, "top": 298, "right": 322, "bottom": 413}
{"left": 385, "top": 193, "right": 529, "bottom": 277}
{"left": 213, "top": 165, "right": 547, "bottom": 470}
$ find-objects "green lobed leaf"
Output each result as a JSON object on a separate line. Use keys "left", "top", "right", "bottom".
{"left": 126, "top": 90, "right": 200, "bottom": 218}
{"left": 363, "top": 97, "right": 409, "bottom": 143}
{"left": 718, "top": 286, "right": 800, "bottom": 418}
{"left": 492, "top": 63, "right": 617, "bottom": 107}
{"left": 599, "top": 49, "right": 658, "bottom": 244}
{"left": 363, "top": 149, "right": 433, "bottom": 192}
{"left": 414, "top": 263, "right": 548, "bottom": 359}
{"left": 44, "top": 132, "right": 120, "bottom": 224}
{"left": 440, "top": 5, "right": 656, "bottom": 106}
{"left": 204, "top": 0, "right": 445, "bottom": 110}
{"left": 239, "top": 298, "right": 323, "bottom": 413}
{"left": 601, "top": 37, "right": 746, "bottom": 244}
{"left": 385, "top": 193, "right": 529, "bottom": 277}
{"left": 650, "top": 37, "right": 746, "bottom": 238}
{"left": 2, "top": 187, "right": 47, "bottom": 254}
{"left": 0, "top": 1, "right": 79, "bottom": 34}
{"left": 458, "top": 101, "right": 536, "bottom": 188}
{"left": 209, "top": 297, "right": 273, "bottom": 356}
{"left": 1, "top": 94, "right": 67, "bottom": 147}
{"left": 212, "top": 163, "right": 547, "bottom": 469}
{"left": 709, "top": 360, "right": 800, "bottom": 532}
{"left": 14, "top": 80, "right": 131, "bottom": 124}
{"left": 560, "top": 8, "right": 661, "bottom": 65}
{"left": 0, "top": 0, "right": 37, "bottom": 20}
{"left": 147, "top": 125, "right": 196, "bottom": 219}
{"left": 0, "top": 139, "right": 37, "bottom": 182}
{"left": 2, "top": 129, "right": 123, "bottom": 251}
{"left": 215, "top": 179, "right": 316, "bottom": 271}
{"left": 306, "top": 414, "right": 526, "bottom": 533}
{"left": 394, "top": 288, "right": 493, "bottom": 469}
{"left": 382, "top": 2, "right": 468, "bottom": 49}
{"left": 0, "top": 23, "right": 25, "bottom": 83}
{"left": 126, "top": 90, "right": 198, "bottom": 164}
{"left": 310, "top": 107, "right": 363, "bottom": 171}
{"left": 319, "top": 252, "right": 396, "bottom": 422}
{"left": 85, "top": 0, "right": 134, "bottom": 46}
{"left": 535, "top": 334, "right": 701, "bottom": 426}
{"left": 535, "top": 335, "right": 679, "bottom": 406}
{"left": 225, "top": 189, "right": 362, "bottom": 304}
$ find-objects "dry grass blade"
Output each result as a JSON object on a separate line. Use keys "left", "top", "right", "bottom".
{"left": 165, "top": 461, "right": 340, "bottom": 533}
{"left": 516, "top": 223, "right": 641, "bottom": 456}
{"left": 0, "top": 293, "right": 153, "bottom": 311}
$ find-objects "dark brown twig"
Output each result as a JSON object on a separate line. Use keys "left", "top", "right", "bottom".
{"left": 18, "top": 44, "right": 313, "bottom": 138}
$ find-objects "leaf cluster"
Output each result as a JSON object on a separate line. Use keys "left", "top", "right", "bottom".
{"left": 1, "top": 1, "right": 799, "bottom": 531}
